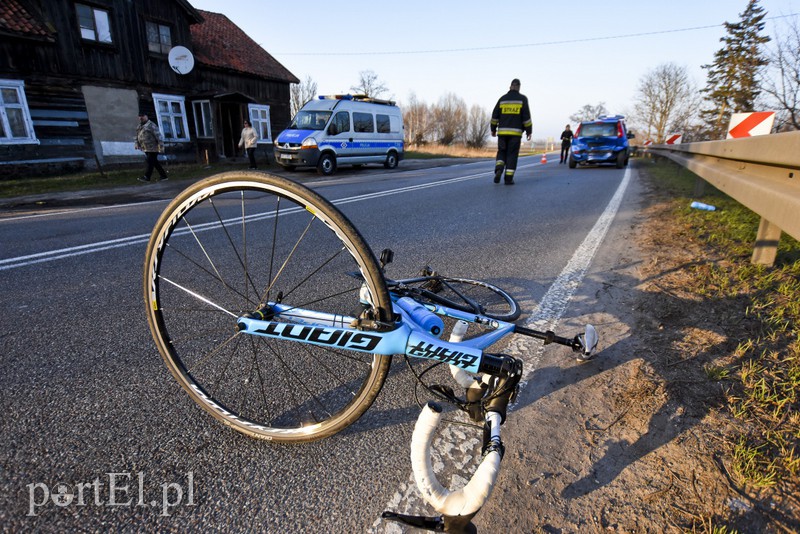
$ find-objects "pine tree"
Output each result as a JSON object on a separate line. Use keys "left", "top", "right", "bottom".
{"left": 700, "top": 0, "right": 771, "bottom": 139}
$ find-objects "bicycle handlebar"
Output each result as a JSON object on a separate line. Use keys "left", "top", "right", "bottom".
{"left": 411, "top": 402, "right": 503, "bottom": 518}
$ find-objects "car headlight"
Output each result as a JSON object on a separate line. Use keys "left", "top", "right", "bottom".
{"left": 301, "top": 137, "right": 318, "bottom": 149}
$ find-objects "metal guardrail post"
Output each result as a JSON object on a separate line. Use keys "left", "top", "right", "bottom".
{"left": 647, "top": 131, "right": 800, "bottom": 267}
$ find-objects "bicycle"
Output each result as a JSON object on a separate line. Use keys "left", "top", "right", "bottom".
{"left": 143, "top": 171, "right": 599, "bottom": 533}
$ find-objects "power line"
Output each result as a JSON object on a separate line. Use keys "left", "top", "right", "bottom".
{"left": 276, "top": 13, "right": 798, "bottom": 57}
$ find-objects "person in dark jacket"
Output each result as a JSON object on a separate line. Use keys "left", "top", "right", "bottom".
{"left": 559, "top": 124, "right": 573, "bottom": 164}
{"left": 135, "top": 112, "right": 168, "bottom": 182}
{"left": 490, "top": 79, "right": 532, "bottom": 185}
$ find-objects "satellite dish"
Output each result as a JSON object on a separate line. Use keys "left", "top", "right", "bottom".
{"left": 168, "top": 46, "right": 194, "bottom": 75}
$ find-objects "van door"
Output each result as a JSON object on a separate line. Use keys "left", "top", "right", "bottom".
{"left": 323, "top": 111, "right": 351, "bottom": 160}
{"left": 351, "top": 111, "right": 376, "bottom": 162}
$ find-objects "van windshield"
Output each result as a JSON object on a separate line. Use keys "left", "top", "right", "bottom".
{"left": 289, "top": 111, "right": 332, "bottom": 131}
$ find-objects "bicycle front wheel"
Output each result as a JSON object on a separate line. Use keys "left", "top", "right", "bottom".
{"left": 413, "top": 277, "right": 521, "bottom": 322}
{"left": 143, "top": 172, "right": 393, "bottom": 443}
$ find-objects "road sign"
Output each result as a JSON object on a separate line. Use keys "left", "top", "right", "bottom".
{"left": 665, "top": 134, "right": 682, "bottom": 145}
{"left": 727, "top": 111, "right": 775, "bottom": 139}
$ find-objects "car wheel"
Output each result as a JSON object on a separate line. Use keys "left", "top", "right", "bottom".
{"left": 568, "top": 156, "right": 577, "bottom": 169}
{"left": 317, "top": 153, "right": 336, "bottom": 176}
{"left": 384, "top": 151, "right": 398, "bottom": 169}
{"left": 615, "top": 150, "right": 626, "bottom": 169}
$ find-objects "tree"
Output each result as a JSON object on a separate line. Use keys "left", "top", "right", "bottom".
{"left": 700, "top": 0, "right": 771, "bottom": 139}
{"left": 431, "top": 93, "right": 467, "bottom": 145}
{"left": 632, "top": 63, "right": 701, "bottom": 143}
{"left": 290, "top": 75, "right": 317, "bottom": 117}
{"left": 403, "top": 92, "right": 432, "bottom": 146}
{"left": 350, "top": 70, "right": 389, "bottom": 99}
{"left": 762, "top": 17, "right": 800, "bottom": 131}
{"left": 569, "top": 102, "right": 609, "bottom": 123}
{"left": 465, "top": 104, "right": 489, "bottom": 148}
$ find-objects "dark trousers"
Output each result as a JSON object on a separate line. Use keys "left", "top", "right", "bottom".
{"left": 560, "top": 143, "right": 570, "bottom": 163}
{"left": 144, "top": 152, "right": 167, "bottom": 179}
{"left": 495, "top": 135, "right": 522, "bottom": 182}
{"left": 246, "top": 147, "right": 257, "bottom": 169}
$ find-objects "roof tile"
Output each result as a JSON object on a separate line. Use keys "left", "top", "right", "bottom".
{"left": 0, "top": 0, "right": 54, "bottom": 39}
{"left": 191, "top": 10, "right": 298, "bottom": 83}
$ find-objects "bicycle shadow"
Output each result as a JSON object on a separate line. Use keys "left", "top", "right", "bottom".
{"left": 501, "top": 254, "right": 766, "bottom": 513}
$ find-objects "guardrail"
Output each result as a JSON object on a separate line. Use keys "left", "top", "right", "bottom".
{"left": 647, "top": 130, "right": 800, "bottom": 266}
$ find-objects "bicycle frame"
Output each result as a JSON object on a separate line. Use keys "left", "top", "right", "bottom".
{"left": 236, "top": 298, "right": 516, "bottom": 374}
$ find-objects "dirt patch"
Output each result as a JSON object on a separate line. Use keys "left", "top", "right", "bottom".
{"left": 473, "top": 162, "right": 798, "bottom": 534}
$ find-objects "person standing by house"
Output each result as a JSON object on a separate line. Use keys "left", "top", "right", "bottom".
{"left": 238, "top": 120, "right": 259, "bottom": 169}
{"left": 559, "top": 124, "right": 574, "bottom": 164}
{"left": 490, "top": 78, "right": 532, "bottom": 185}
{"left": 135, "top": 112, "right": 167, "bottom": 182}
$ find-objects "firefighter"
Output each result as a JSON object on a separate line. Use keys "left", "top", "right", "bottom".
{"left": 490, "top": 79, "right": 532, "bottom": 185}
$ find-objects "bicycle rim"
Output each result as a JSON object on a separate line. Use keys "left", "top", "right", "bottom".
{"left": 416, "top": 277, "right": 521, "bottom": 322}
{"left": 143, "top": 172, "right": 392, "bottom": 443}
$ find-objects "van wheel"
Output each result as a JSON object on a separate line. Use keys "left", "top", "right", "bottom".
{"left": 384, "top": 151, "right": 398, "bottom": 169}
{"left": 317, "top": 154, "right": 336, "bottom": 176}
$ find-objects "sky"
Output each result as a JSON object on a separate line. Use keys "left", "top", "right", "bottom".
{"left": 188, "top": 0, "right": 800, "bottom": 141}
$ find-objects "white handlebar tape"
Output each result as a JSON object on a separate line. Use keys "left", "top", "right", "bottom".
{"left": 410, "top": 403, "right": 502, "bottom": 516}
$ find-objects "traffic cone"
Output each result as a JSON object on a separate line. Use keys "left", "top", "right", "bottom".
{"left": 540, "top": 153, "right": 547, "bottom": 164}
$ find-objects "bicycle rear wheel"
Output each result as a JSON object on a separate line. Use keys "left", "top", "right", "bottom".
{"left": 143, "top": 172, "right": 393, "bottom": 443}
{"left": 411, "top": 277, "right": 521, "bottom": 322}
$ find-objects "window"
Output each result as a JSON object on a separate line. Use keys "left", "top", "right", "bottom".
{"left": 146, "top": 21, "right": 172, "bottom": 54}
{"left": 353, "top": 112, "right": 374, "bottom": 133}
{"left": 192, "top": 100, "right": 213, "bottom": 138}
{"left": 0, "top": 79, "right": 37, "bottom": 144}
{"left": 76, "top": 3, "right": 113, "bottom": 43}
{"left": 330, "top": 111, "right": 350, "bottom": 135}
{"left": 248, "top": 104, "right": 272, "bottom": 143}
{"left": 153, "top": 93, "right": 189, "bottom": 142}
{"left": 376, "top": 114, "right": 391, "bottom": 134}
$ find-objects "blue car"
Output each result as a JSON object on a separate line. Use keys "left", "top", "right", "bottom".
{"left": 569, "top": 115, "right": 634, "bottom": 169}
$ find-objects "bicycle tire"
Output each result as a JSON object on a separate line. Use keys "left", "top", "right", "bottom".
{"left": 143, "top": 171, "right": 393, "bottom": 443}
{"left": 406, "top": 277, "right": 521, "bottom": 322}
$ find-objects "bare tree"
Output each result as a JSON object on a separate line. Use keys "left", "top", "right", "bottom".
{"left": 403, "top": 92, "right": 432, "bottom": 146}
{"left": 431, "top": 93, "right": 467, "bottom": 145}
{"left": 465, "top": 104, "right": 489, "bottom": 148}
{"left": 350, "top": 70, "right": 389, "bottom": 98}
{"left": 632, "top": 63, "right": 700, "bottom": 143}
{"left": 569, "top": 103, "right": 608, "bottom": 123}
{"left": 762, "top": 17, "right": 800, "bottom": 131}
{"left": 290, "top": 75, "right": 318, "bottom": 117}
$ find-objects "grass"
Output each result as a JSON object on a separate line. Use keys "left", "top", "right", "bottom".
{"left": 645, "top": 158, "right": 800, "bottom": 498}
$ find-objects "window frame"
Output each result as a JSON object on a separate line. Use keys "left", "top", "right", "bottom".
{"left": 192, "top": 100, "right": 213, "bottom": 139}
{"left": 146, "top": 20, "right": 172, "bottom": 55}
{"left": 152, "top": 93, "right": 190, "bottom": 143}
{"left": 75, "top": 3, "right": 113, "bottom": 44}
{"left": 248, "top": 104, "right": 272, "bottom": 144}
{"left": 353, "top": 112, "right": 374, "bottom": 133}
{"left": 0, "top": 79, "right": 38, "bottom": 145}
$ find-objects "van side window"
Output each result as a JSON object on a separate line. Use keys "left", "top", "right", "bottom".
{"left": 353, "top": 112, "right": 374, "bottom": 133}
{"left": 332, "top": 111, "right": 350, "bottom": 134}
{"left": 376, "top": 114, "right": 391, "bottom": 134}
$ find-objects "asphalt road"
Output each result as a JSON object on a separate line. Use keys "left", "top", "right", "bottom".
{"left": 0, "top": 155, "right": 635, "bottom": 532}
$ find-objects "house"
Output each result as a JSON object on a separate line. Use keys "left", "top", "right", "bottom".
{"left": 0, "top": 0, "right": 298, "bottom": 177}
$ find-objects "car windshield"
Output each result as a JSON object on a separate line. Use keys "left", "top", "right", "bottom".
{"left": 289, "top": 110, "right": 332, "bottom": 131}
{"left": 581, "top": 123, "right": 617, "bottom": 137}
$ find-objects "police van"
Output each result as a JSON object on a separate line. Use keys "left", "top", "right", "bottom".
{"left": 274, "top": 95, "right": 404, "bottom": 176}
